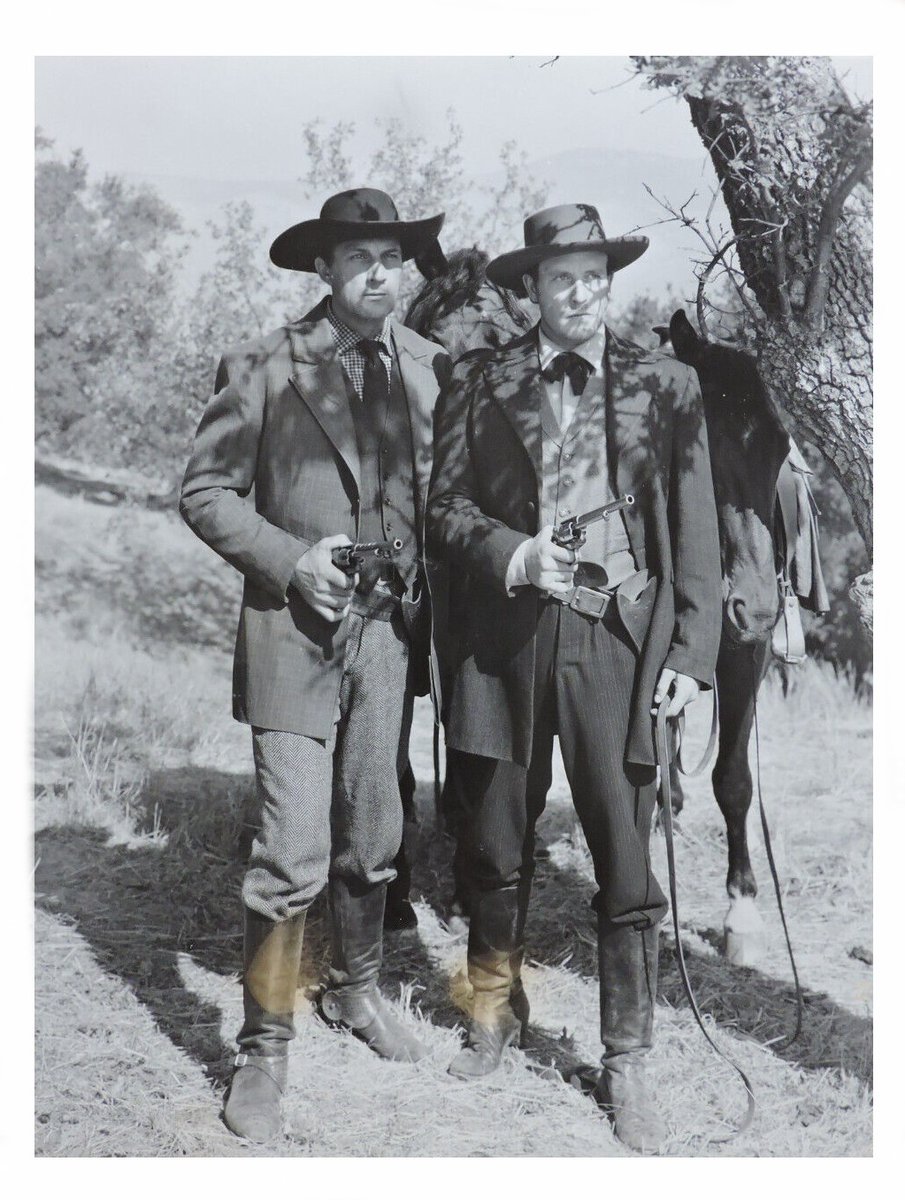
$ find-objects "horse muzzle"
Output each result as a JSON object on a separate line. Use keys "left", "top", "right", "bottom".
{"left": 723, "top": 593, "right": 780, "bottom": 645}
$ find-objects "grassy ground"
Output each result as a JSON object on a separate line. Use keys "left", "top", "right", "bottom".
{"left": 33, "top": 485, "right": 872, "bottom": 1157}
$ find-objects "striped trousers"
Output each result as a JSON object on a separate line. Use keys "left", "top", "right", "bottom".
{"left": 457, "top": 599, "right": 667, "bottom": 931}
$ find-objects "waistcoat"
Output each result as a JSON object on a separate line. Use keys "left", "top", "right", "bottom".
{"left": 538, "top": 365, "right": 637, "bottom": 589}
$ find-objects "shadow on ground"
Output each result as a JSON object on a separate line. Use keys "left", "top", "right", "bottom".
{"left": 34, "top": 769, "right": 872, "bottom": 1095}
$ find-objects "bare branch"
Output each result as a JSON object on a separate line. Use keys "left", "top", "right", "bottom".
{"left": 539, "top": 56, "right": 560, "bottom": 69}
{"left": 695, "top": 238, "right": 739, "bottom": 336}
{"left": 803, "top": 137, "right": 872, "bottom": 329}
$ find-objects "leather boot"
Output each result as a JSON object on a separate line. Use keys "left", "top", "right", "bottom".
{"left": 320, "top": 877, "right": 427, "bottom": 1061}
{"left": 448, "top": 884, "right": 528, "bottom": 1080}
{"left": 223, "top": 907, "right": 306, "bottom": 1142}
{"left": 594, "top": 922, "right": 666, "bottom": 1155}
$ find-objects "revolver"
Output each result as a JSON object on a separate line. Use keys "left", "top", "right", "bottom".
{"left": 551, "top": 494, "right": 634, "bottom": 551}
{"left": 331, "top": 538, "right": 404, "bottom": 575}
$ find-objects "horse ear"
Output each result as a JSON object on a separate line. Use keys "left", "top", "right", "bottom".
{"left": 652, "top": 325, "right": 671, "bottom": 347}
{"left": 668, "top": 309, "right": 702, "bottom": 366}
{"left": 414, "top": 239, "right": 450, "bottom": 281}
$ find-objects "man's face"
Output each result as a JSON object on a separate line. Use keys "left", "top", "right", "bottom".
{"left": 316, "top": 237, "right": 403, "bottom": 330}
{"left": 524, "top": 250, "right": 611, "bottom": 348}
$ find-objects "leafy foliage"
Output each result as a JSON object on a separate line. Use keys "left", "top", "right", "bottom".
{"left": 35, "top": 130, "right": 189, "bottom": 467}
{"left": 35, "top": 117, "right": 548, "bottom": 479}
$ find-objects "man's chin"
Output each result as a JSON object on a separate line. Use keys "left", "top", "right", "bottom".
{"left": 355, "top": 300, "right": 395, "bottom": 320}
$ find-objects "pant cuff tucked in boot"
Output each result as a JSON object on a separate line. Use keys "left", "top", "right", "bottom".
{"left": 595, "top": 921, "right": 666, "bottom": 1154}
{"left": 225, "top": 907, "right": 306, "bottom": 1142}
{"left": 448, "top": 884, "right": 528, "bottom": 1080}
{"left": 320, "top": 877, "right": 426, "bottom": 1062}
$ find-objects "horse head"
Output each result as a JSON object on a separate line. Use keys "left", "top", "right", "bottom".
{"left": 660, "top": 310, "right": 790, "bottom": 645}
{"left": 405, "top": 244, "right": 533, "bottom": 358}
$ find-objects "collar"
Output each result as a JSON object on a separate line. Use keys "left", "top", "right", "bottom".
{"left": 537, "top": 324, "right": 607, "bottom": 373}
{"left": 326, "top": 298, "right": 393, "bottom": 356}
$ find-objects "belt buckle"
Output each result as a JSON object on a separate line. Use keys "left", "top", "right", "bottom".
{"left": 570, "top": 585, "right": 611, "bottom": 619}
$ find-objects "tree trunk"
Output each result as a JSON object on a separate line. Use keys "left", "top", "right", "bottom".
{"left": 635, "top": 56, "right": 873, "bottom": 572}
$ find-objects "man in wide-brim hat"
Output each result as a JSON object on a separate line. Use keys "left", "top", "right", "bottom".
{"left": 181, "top": 188, "right": 450, "bottom": 1142}
{"left": 427, "top": 203, "right": 722, "bottom": 1154}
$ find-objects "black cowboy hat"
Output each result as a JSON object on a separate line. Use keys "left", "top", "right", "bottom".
{"left": 486, "top": 203, "right": 649, "bottom": 298}
{"left": 270, "top": 188, "right": 445, "bottom": 272}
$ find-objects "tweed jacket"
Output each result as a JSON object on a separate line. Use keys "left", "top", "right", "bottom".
{"left": 180, "top": 297, "right": 451, "bottom": 738}
{"left": 426, "top": 325, "right": 722, "bottom": 769}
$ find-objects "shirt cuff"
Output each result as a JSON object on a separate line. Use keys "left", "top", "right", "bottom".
{"left": 505, "top": 538, "right": 532, "bottom": 596}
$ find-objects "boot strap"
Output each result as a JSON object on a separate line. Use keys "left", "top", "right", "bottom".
{"left": 233, "top": 1053, "right": 286, "bottom": 1092}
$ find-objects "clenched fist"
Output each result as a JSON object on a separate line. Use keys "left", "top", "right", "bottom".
{"left": 524, "top": 525, "right": 578, "bottom": 594}
{"left": 291, "top": 534, "right": 356, "bottom": 623}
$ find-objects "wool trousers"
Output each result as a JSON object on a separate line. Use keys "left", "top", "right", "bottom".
{"left": 243, "top": 608, "right": 412, "bottom": 921}
{"left": 457, "top": 599, "right": 668, "bottom": 930}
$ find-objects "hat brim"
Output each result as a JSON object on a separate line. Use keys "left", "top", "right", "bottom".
{"left": 486, "top": 236, "right": 649, "bottom": 298}
{"left": 270, "top": 213, "right": 445, "bottom": 272}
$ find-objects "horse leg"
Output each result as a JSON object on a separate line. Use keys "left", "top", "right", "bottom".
{"left": 712, "top": 641, "right": 769, "bottom": 966}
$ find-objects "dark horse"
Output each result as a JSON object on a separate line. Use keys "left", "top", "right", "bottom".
{"left": 405, "top": 251, "right": 821, "bottom": 966}
{"left": 658, "top": 309, "right": 792, "bottom": 964}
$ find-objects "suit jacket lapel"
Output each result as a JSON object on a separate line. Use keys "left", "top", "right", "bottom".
{"left": 606, "top": 329, "right": 659, "bottom": 494}
{"left": 606, "top": 328, "right": 660, "bottom": 560}
{"left": 485, "top": 330, "right": 544, "bottom": 497}
{"left": 288, "top": 299, "right": 361, "bottom": 493}
{"left": 390, "top": 322, "right": 438, "bottom": 525}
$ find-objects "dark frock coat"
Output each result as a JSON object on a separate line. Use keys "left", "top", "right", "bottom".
{"left": 426, "top": 325, "right": 722, "bottom": 769}
{"left": 180, "top": 297, "right": 451, "bottom": 739}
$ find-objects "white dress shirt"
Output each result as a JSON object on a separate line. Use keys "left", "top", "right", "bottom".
{"left": 505, "top": 325, "right": 607, "bottom": 593}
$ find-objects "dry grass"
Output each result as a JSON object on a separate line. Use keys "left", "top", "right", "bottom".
{"left": 33, "top": 486, "right": 872, "bottom": 1157}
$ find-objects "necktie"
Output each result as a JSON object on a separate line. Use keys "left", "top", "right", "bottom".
{"left": 358, "top": 338, "right": 389, "bottom": 404}
{"left": 355, "top": 339, "right": 390, "bottom": 592}
{"left": 541, "top": 351, "right": 593, "bottom": 397}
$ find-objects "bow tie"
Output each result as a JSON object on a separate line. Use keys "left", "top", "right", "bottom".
{"left": 541, "top": 351, "right": 594, "bottom": 396}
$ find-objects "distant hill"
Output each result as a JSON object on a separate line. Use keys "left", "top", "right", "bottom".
{"left": 127, "top": 143, "right": 727, "bottom": 304}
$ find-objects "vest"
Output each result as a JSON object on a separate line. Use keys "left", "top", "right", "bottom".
{"left": 348, "top": 358, "right": 419, "bottom": 611}
{"left": 538, "top": 365, "right": 637, "bottom": 590}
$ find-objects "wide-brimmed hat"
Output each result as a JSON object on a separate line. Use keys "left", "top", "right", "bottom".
{"left": 270, "top": 188, "right": 445, "bottom": 272}
{"left": 486, "top": 204, "right": 649, "bottom": 298}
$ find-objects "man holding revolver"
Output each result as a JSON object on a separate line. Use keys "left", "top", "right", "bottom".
{"left": 181, "top": 189, "right": 450, "bottom": 1141}
{"left": 427, "top": 204, "right": 721, "bottom": 1153}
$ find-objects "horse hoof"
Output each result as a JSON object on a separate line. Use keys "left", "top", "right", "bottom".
{"left": 723, "top": 897, "right": 765, "bottom": 966}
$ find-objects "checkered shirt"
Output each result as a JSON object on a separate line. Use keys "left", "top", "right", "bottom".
{"left": 327, "top": 301, "right": 394, "bottom": 399}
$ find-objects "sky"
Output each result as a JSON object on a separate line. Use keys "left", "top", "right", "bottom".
{"left": 33, "top": 55, "right": 875, "bottom": 305}
{"left": 35, "top": 55, "right": 873, "bottom": 185}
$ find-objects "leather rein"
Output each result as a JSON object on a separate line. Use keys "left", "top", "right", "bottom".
{"left": 656, "top": 652, "right": 804, "bottom": 1144}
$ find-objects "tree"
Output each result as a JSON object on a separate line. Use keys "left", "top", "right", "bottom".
{"left": 35, "top": 116, "right": 548, "bottom": 483}
{"left": 632, "top": 56, "right": 872, "bottom": 624}
{"left": 35, "top": 129, "right": 188, "bottom": 467}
